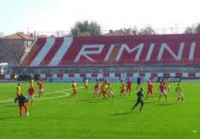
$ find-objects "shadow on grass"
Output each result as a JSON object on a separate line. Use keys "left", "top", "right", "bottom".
{"left": 6, "top": 104, "right": 16, "bottom": 107}
{"left": 88, "top": 100, "right": 105, "bottom": 103}
{"left": 0, "top": 116, "right": 19, "bottom": 120}
{"left": 156, "top": 103, "right": 176, "bottom": 106}
{"left": 111, "top": 111, "right": 132, "bottom": 116}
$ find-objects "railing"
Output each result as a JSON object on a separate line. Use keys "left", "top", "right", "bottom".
{"left": 20, "top": 58, "right": 200, "bottom": 67}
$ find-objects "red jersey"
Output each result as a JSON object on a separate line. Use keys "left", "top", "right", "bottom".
{"left": 148, "top": 83, "right": 153, "bottom": 91}
{"left": 159, "top": 84, "right": 166, "bottom": 92}
{"left": 38, "top": 81, "right": 44, "bottom": 89}
{"left": 94, "top": 84, "right": 100, "bottom": 89}
{"left": 104, "top": 79, "right": 109, "bottom": 85}
{"left": 28, "top": 86, "right": 35, "bottom": 95}
{"left": 127, "top": 80, "right": 132, "bottom": 87}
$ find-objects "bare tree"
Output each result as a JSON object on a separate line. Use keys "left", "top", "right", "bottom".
{"left": 139, "top": 26, "right": 156, "bottom": 35}
{"left": 0, "top": 41, "right": 25, "bottom": 64}
{"left": 183, "top": 26, "right": 196, "bottom": 34}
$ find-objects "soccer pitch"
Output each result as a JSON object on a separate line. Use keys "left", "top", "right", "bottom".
{"left": 0, "top": 81, "right": 199, "bottom": 139}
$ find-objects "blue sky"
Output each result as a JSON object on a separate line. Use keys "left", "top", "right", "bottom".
{"left": 0, "top": 0, "right": 200, "bottom": 35}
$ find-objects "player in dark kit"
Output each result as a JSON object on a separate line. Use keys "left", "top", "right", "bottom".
{"left": 136, "top": 75, "right": 141, "bottom": 89}
{"left": 15, "top": 93, "right": 29, "bottom": 117}
{"left": 131, "top": 87, "right": 144, "bottom": 112}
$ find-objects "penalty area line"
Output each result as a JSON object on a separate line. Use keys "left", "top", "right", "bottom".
{"left": 36, "top": 93, "right": 70, "bottom": 101}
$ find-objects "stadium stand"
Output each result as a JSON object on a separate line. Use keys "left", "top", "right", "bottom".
{"left": 1, "top": 34, "right": 200, "bottom": 80}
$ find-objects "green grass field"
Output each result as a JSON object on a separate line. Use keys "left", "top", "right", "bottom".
{"left": 0, "top": 81, "right": 199, "bottom": 139}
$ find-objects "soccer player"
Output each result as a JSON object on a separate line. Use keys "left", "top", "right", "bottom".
{"left": 107, "top": 83, "right": 114, "bottom": 101}
{"left": 38, "top": 79, "right": 44, "bottom": 97}
{"left": 14, "top": 73, "right": 18, "bottom": 82}
{"left": 136, "top": 75, "right": 142, "bottom": 89}
{"left": 126, "top": 78, "right": 132, "bottom": 96}
{"left": 30, "top": 78, "right": 35, "bottom": 86}
{"left": 145, "top": 80, "right": 154, "bottom": 100}
{"left": 93, "top": 82, "right": 100, "bottom": 98}
{"left": 131, "top": 87, "right": 144, "bottom": 112}
{"left": 84, "top": 78, "right": 89, "bottom": 93}
{"left": 175, "top": 84, "right": 184, "bottom": 103}
{"left": 27, "top": 84, "right": 35, "bottom": 105}
{"left": 71, "top": 80, "right": 77, "bottom": 98}
{"left": 104, "top": 78, "right": 109, "bottom": 85}
{"left": 120, "top": 80, "right": 126, "bottom": 98}
{"left": 166, "top": 78, "right": 172, "bottom": 93}
{"left": 14, "top": 93, "right": 29, "bottom": 117}
{"left": 16, "top": 83, "right": 21, "bottom": 97}
{"left": 98, "top": 82, "right": 108, "bottom": 99}
{"left": 158, "top": 82, "right": 168, "bottom": 102}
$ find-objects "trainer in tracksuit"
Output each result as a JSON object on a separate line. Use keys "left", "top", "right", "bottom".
{"left": 15, "top": 93, "right": 29, "bottom": 117}
{"left": 131, "top": 87, "right": 144, "bottom": 111}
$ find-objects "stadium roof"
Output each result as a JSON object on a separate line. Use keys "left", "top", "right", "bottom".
{"left": 2, "top": 32, "right": 34, "bottom": 40}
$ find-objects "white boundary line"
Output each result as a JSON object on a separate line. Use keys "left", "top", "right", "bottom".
{"left": 0, "top": 86, "right": 84, "bottom": 103}
{"left": 38, "top": 93, "right": 70, "bottom": 101}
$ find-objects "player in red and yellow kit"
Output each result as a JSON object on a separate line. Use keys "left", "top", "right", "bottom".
{"left": 120, "top": 80, "right": 126, "bottom": 98}
{"left": 175, "top": 84, "right": 184, "bottom": 103}
{"left": 126, "top": 78, "right": 132, "bottom": 96}
{"left": 30, "top": 78, "right": 35, "bottom": 86}
{"left": 27, "top": 84, "right": 35, "bottom": 105}
{"left": 99, "top": 83, "right": 108, "bottom": 99}
{"left": 107, "top": 83, "right": 114, "bottom": 100}
{"left": 158, "top": 82, "right": 168, "bottom": 102}
{"left": 16, "top": 83, "right": 21, "bottom": 97}
{"left": 93, "top": 82, "right": 100, "bottom": 98}
{"left": 71, "top": 80, "right": 77, "bottom": 98}
{"left": 145, "top": 80, "right": 154, "bottom": 100}
{"left": 84, "top": 78, "right": 89, "bottom": 93}
{"left": 38, "top": 79, "right": 44, "bottom": 97}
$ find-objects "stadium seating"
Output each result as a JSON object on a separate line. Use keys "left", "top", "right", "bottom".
{"left": 21, "top": 37, "right": 47, "bottom": 66}
{"left": 21, "top": 34, "right": 200, "bottom": 67}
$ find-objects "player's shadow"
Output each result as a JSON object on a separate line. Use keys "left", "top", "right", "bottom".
{"left": 88, "top": 100, "right": 105, "bottom": 103}
{"left": 156, "top": 103, "right": 175, "bottom": 106}
{"left": 6, "top": 104, "right": 16, "bottom": 107}
{"left": 111, "top": 111, "right": 131, "bottom": 116}
{"left": 0, "top": 116, "right": 19, "bottom": 120}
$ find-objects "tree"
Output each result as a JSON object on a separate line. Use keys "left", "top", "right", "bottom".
{"left": 69, "top": 20, "right": 102, "bottom": 36}
{"left": 139, "top": 26, "right": 156, "bottom": 35}
{"left": 195, "top": 24, "right": 200, "bottom": 34}
{"left": 0, "top": 41, "right": 25, "bottom": 64}
{"left": 183, "top": 26, "right": 196, "bottom": 34}
{"left": 183, "top": 23, "right": 200, "bottom": 34}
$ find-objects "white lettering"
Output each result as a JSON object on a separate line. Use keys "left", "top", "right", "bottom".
{"left": 116, "top": 43, "right": 144, "bottom": 61}
{"left": 104, "top": 44, "right": 115, "bottom": 61}
{"left": 157, "top": 43, "right": 184, "bottom": 61}
{"left": 189, "top": 42, "right": 196, "bottom": 60}
{"left": 146, "top": 43, "right": 155, "bottom": 61}
{"left": 74, "top": 45, "right": 104, "bottom": 62}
